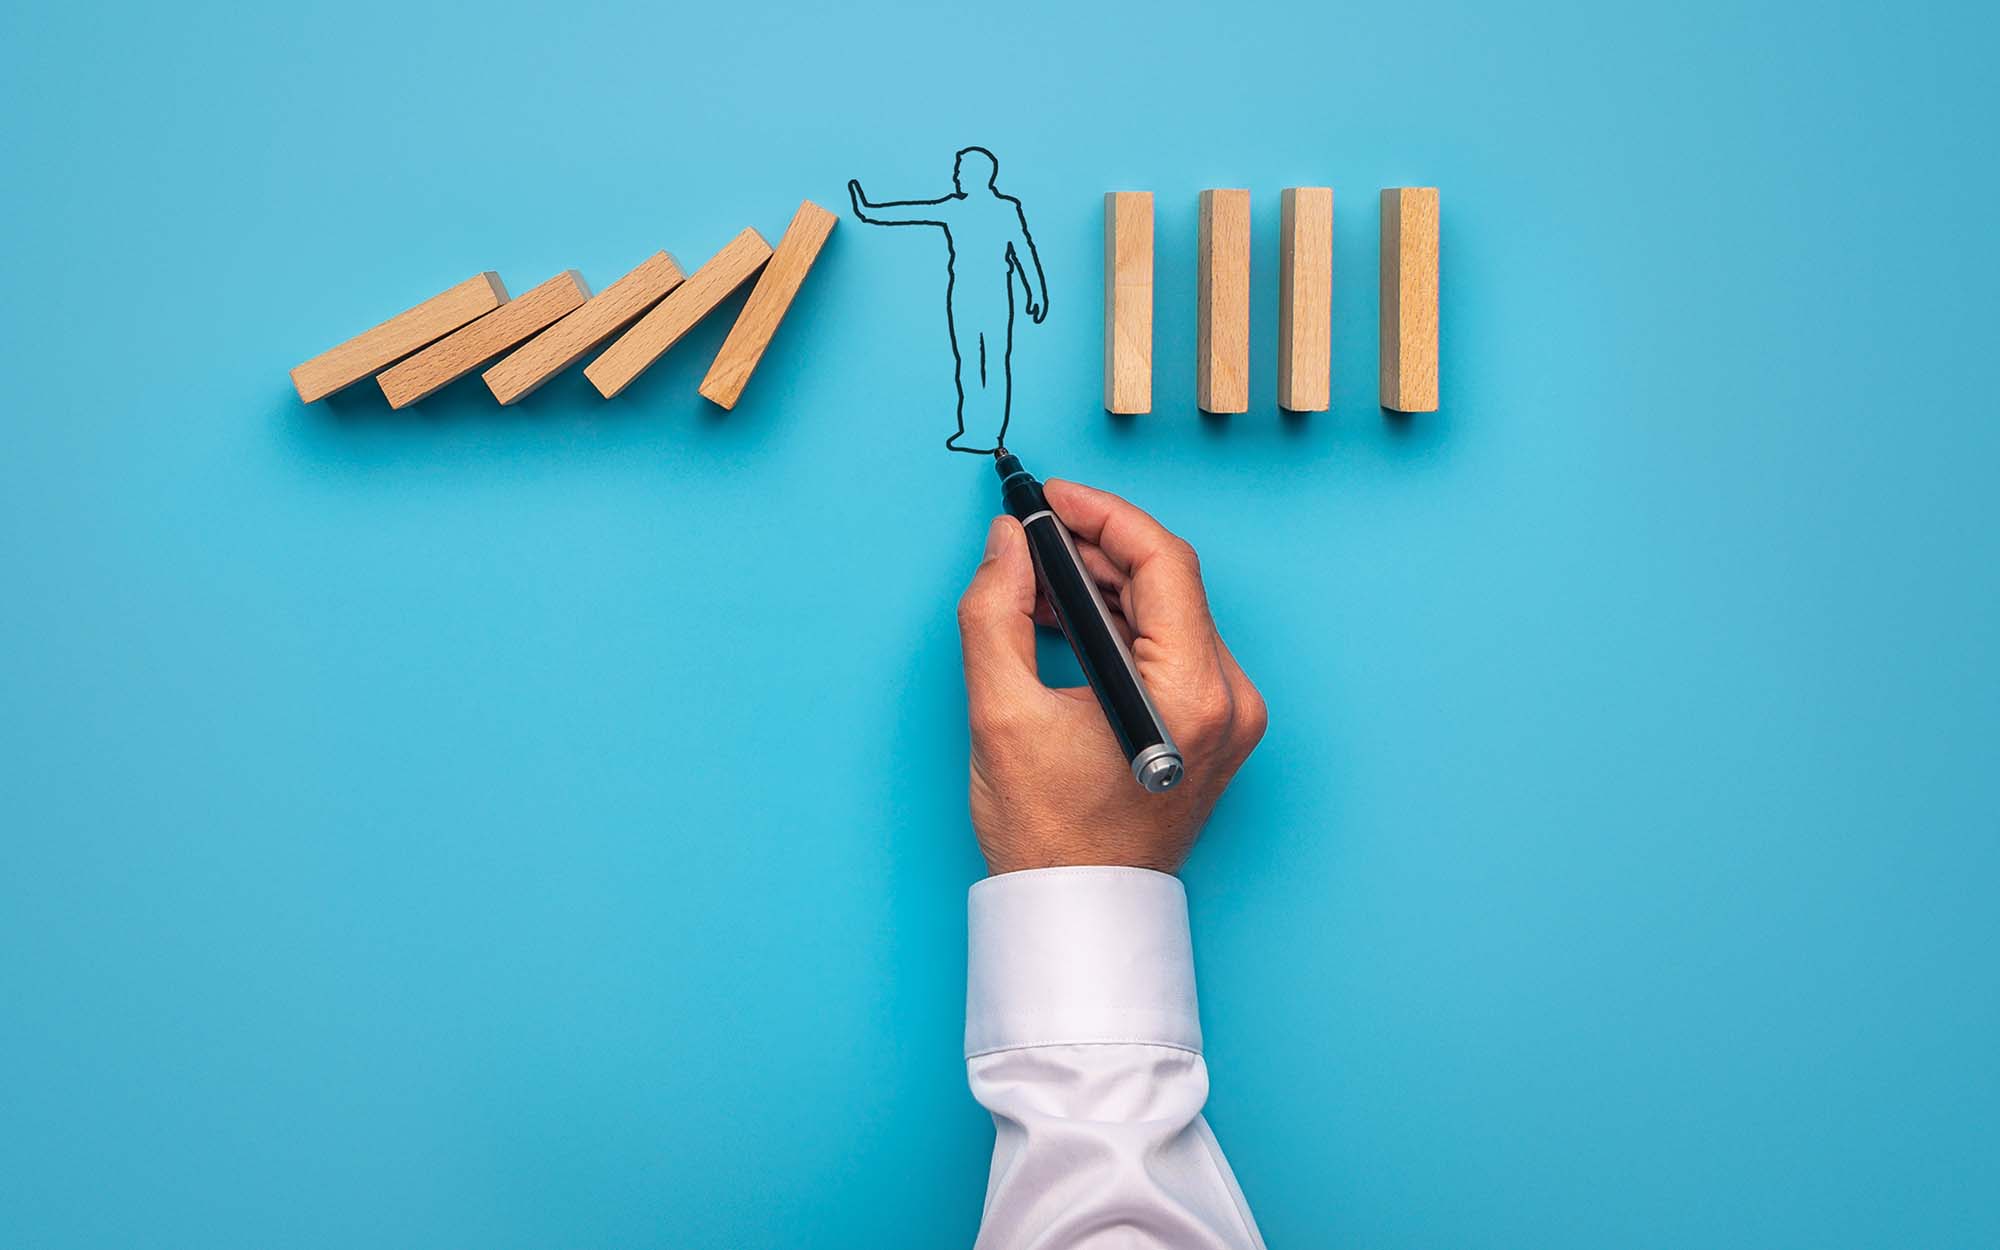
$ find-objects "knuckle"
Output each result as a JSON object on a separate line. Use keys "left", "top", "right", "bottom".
{"left": 967, "top": 695, "right": 1027, "bottom": 743}
{"left": 1236, "top": 685, "right": 1270, "bottom": 746}
{"left": 955, "top": 587, "right": 990, "bottom": 632}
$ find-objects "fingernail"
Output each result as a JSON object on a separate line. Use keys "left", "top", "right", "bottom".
{"left": 983, "top": 518, "right": 1007, "bottom": 558}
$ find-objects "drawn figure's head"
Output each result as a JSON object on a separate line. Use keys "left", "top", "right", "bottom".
{"left": 953, "top": 146, "right": 999, "bottom": 194}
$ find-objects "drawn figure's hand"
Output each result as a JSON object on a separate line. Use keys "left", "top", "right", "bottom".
{"left": 956, "top": 480, "right": 1266, "bottom": 875}
{"left": 847, "top": 178, "right": 866, "bottom": 210}
{"left": 1026, "top": 299, "right": 1046, "bottom": 324}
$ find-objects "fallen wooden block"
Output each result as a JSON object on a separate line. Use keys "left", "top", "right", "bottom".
{"left": 1278, "top": 187, "right": 1333, "bottom": 413}
{"left": 377, "top": 271, "right": 589, "bottom": 409}
{"left": 699, "top": 201, "right": 837, "bottom": 410}
{"left": 1197, "top": 189, "right": 1250, "bottom": 413}
{"left": 1103, "top": 191, "right": 1154, "bottom": 415}
{"left": 1379, "top": 187, "right": 1440, "bottom": 412}
{"left": 585, "top": 229, "right": 774, "bottom": 399}
{"left": 291, "top": 273, "right": 506, "bottom": 403}
{"left": 484, "top": 252, "right": 684, "bottom": 405}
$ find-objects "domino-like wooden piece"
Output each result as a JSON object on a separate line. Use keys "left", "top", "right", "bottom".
{"left": 1197, "top": 189, "right": 1250, "bottom": 413}
{"left": 484, "top": 252, "right": 684, "bottom": 405}
{"left": 585, "top": 229, "right": 774, "bottom": 399}
{"left": 698, "top": 201, "right": 837, "bottom": 410}
{"left": 377, "top": 271, "right": 589, "bottom": 409}
{"left": 1103, "top": 191, "right": 1154, "bottom": 415}
{"left": 1379, "top": 187, "right": 1440, "bottom": 412}
{"left": 1278, "top": 188, "right": 1333, "bottom": 413}
{"left": 291, "top": 273, "right": 506, "bottom": 403}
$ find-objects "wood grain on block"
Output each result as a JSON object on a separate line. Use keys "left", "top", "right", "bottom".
{"left": 483, "top": 252, "right": 684, "bottom": 405}
{"left": 1197, "top": 189, "right": 1250, "bottom": 413}
{"left": 1379, "top": 187, "right": 1440, "bottom": 412}
{"left": 290, "top": 273, "right": 506, "bottom": 403}
{"left": 1278, "top": 187, "right": 1333, "bottom": 412}
{"left": 378, "top": 271, "right": 589, "bottom": 409}
{"left": 585, "top": 229, "right": 774, "bottom": 399}
{"left": 698, "top": 201, "right": 837, "bottom": 410}
{"left": 1103, "top": 191, "right": 1154, "bottom": 415}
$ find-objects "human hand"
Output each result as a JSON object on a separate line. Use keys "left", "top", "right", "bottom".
{"left": 847, "top": 178, "right": 866, "bottom": 210}
{"left": 1026, "top": 298, "right": 1046, "bottom": 324}
{"left": 956, "top": 480, "right": 1267, "bottom": 875}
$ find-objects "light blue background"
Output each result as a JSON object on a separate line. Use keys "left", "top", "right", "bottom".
{"left": 3, "top": 0, "right": 1996, "bottom": 1245}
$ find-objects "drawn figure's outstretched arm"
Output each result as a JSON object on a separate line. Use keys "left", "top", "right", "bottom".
{"left": 848, "top": 179, "right": 951, "bottom": 227}
{"left": 1008, "top": 202, "right": 1049, "bottom": 323}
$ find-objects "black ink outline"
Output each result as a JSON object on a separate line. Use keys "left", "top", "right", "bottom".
{"left": 848, "top": 146, "right": 1048, "bottom": 455}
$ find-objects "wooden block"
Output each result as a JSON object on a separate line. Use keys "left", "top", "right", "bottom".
{"left": 698, "top": 201, "right": 837, "bottom": 410}
{"left": 484, "top": 252, "right": 684, "bottom": 405}
{"left": 1197, "top": 189, "right": 1250, "bottom": 413}
{"left": 1278, "top": 188, "right": 1333, "bottom": 413}
{"left": 377, "top": 271, "right": 589, "bottom": 409}
{"left": 1103, "top": 192, "right": 1154, "bottom": 415}
{"left": 291, "top": 273, "right": 506, "bottom": 403}
{"left": 1379, "top": 187, "right": 1440, "bottom": 412}
{"left": 585, "top": 229, "right": 774, "bottom": 399}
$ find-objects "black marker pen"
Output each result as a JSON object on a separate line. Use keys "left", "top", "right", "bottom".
{"left": 992, "top": 450, "right": 1184, "bottom": 793}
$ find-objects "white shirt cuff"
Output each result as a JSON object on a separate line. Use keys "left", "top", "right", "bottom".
{"left": 965, "top": 865, "right": 1202, "bottom": 1059}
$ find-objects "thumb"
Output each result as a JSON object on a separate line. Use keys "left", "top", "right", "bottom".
{"left": 957, "top": 517, "right": 1041, "bottom": 712}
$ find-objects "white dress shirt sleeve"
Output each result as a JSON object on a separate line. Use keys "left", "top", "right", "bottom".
{"left": 965, "top": 867, "right": 1265, "bottom": 1250}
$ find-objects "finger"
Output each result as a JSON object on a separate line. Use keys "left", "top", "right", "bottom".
{"left": 1044, "top": 479, "right": 1219, "bottom": 659}
{"left": 1071, "top": 536, "right": 1129, "bottom": 599}
{"left": 958, "top": 517, "right": 1043, "bottom": 713}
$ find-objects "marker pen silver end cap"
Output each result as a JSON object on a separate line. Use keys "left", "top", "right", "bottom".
{"left": 1134, "top": 749, "right": 1185, "bottom": 793}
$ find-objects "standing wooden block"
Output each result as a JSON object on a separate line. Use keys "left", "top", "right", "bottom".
{"left": 290, "top": 273, "right": 506, "bottom": 403}
{"left": 1379, "top": 187, "right": 1440, "bottom": 412}
{"left": 1197, "top": 189, "right": 1250, "bottom": 413}
{"left": 585, "top": 229, "right": 774, "bottom": 399}
{"left": 484, "top": 252, "right": 684, "bottom": 405}
{"left": 1278, "top": 187, "right": 1333, "bottom": 413}
{"left": 377, "top": 271, "right": 589, "bottom": 409}
{"left": 698, "top": 201, "right": 837, "bottom": 410}
{"left": 1103, "top": 191, "right": 1154, "bottom": 415}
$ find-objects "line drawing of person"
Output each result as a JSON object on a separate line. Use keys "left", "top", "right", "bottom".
{"left": 848, "top": 146, "right": 1048, "bottom": 455}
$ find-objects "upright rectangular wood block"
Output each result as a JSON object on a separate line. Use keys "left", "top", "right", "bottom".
{"left": 585, "top": 228, "right": 774, "bottom": 399}
{"left": 1379, "top": 187, "right": 1439, "bottom": 412}
{"left": 1104, "top": 191, "right": 1154, "bottom": 414}
{"left": 1278, "top": 187, "right": 1333, "bottom": 413}
{"left": 377, "top": 270, "right": 589, "bottom": 409}
{"left": 1197, "top": 189, "right": 1250, "bottom": 413}
{"left": 290, "top": 272, "right": 506, "bottom": 403}
{"left": 699, "top": 201, "right": 837, "bottom": 410}
{"left": 484, "top": 252, "right": 684, "bottom": 405}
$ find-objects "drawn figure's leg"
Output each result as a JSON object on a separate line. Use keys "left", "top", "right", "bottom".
{"left": 943, "top": 284, "right": 970, "bottom": 451}
{"left": 998, "top": 282, "right": 1016, "bottom": 451}
{"left": 948, "top": 288, "right": 1007, "bottom": 453}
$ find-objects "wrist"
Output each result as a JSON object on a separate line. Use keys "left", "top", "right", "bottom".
{"left": 978, "top": 827, "right": 1186, "bottom": 877}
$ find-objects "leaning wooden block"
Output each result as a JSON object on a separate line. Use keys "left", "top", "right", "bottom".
{"left": 484, "top": 252, "right": 684, "bottom": 405}
{"left": 1103, "top": 191, "right": 1154, "bottom": 415}
{"left": 1279, "top": 187, "right": 1333, "bottom": 413}
{"left": 1197, "top": 189, "right": 1250, "bottom": 413}
{"left": 377, "top": 271, "right": 589, "bottom": 408}
{"left": 1379, "top": 187, "right": 1440, "bottom": 412}
{"left": 291, "top": 273, "right": 506, "bottom": 403}
{"left": 698, "top": 201, "right": 837, "bottom": 410}
{"left": 585, "top": 229, "right": 774, "bottom": 399}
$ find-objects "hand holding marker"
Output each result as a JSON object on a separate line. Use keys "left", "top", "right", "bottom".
{"left": 992, "top": 450, "right": 1184, "bottom": 792}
